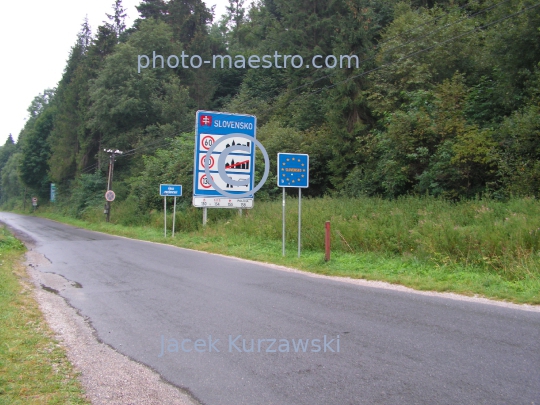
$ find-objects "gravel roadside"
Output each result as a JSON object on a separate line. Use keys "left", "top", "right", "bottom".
{"left": 24, "top": 249, "right": 201, "bottom": 405}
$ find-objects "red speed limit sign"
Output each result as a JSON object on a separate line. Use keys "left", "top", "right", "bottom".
{"left": 200, "top": 175, "right": 213, "bottom": 189}
{"left": 200, "top": 155, "right": 214, "bottom": 169}
{"left": 201, "top": 135, "right": 215, "bottom": 150}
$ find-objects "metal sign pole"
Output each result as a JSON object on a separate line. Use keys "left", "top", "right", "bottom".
{"left": 282, "top": 187, "right": 286, "bottom": 256}
{"left": 164, "top": 197, "right": 167, "bottom": 237}
{"left": 203, "top": 207, "right": 207, "bottom": 226}
{"left": 298, "top": 188, "right": 302, "bottom": 258}
{"left": 172, "top": 196, "right": 177, "bottom": 237}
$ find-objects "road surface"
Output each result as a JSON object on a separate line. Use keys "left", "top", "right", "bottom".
{"left": 1, "top": 212, "right": 539, "bottom": 405}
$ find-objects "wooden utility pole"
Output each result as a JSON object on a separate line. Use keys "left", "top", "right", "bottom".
{"left": 325, "top": 221, "right": 331, "bottom": 262}
{"left": 103, "top": 149, "right": 122, "bottom": 222}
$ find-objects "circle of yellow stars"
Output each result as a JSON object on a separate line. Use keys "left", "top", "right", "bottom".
{"left": 280, "top": 156, "right": 307, "bottom": 185}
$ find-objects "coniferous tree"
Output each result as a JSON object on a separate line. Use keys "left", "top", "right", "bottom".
{"left": 79, "top": 15, "right": 92, "bottom": 50}
{"left": 0, "top": 152, "right": 23, "bottom": 204}
{"left": 19, "top": 92, "right": 56, "bottom": 197}
{"left": 136, "top": 0, "right": 168, "bottom": 21}
{"left": 226, "top": 0, "right": 245, "bottom": 31}
{"left": 48, "top": 20, "right": 94, "bottom": 184}
{"left": 106, "top": 0, "right": 127, "bottom": 37}
{"left": 0, "top": 134, "right": 16, "bottom": 171}
{"left": 167, "top": 0, "right": 213, "bottom": 45}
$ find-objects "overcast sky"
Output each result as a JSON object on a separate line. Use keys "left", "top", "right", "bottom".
{"left": 0, "top": 0, "right": 229, "bottom": 146}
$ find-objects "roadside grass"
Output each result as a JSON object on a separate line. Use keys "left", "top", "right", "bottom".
{"left": 27, "top": 195, "right": 540, "bottom": 305}
{"left": 0, "top": 226, "right": 89, "bottom": 404}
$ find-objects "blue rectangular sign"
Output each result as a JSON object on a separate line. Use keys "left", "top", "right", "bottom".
{"left": 277, "top": 153, "right": 309, "bottom": 188}
{"left": 50, "top": 183, "right": 56, "bottom": 202}
{"left": 160, "top": 184, "right": 182, "bottom": 196}
{"left": 193, "top": 110, "right": 257, "bottom": 198}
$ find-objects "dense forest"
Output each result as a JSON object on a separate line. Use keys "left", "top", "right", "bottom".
{"left": 1, "top": 0, "right": 539, "bottom": 216}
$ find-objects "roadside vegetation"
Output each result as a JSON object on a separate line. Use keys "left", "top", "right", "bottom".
{"left": 22, "top": 194, "right": 540, "bottom": 305}
{"left": 2, "top": 1, "right": 540, "bottom": 211}
{"left": 0, "top": 226, "right": 89, "bottom": 404}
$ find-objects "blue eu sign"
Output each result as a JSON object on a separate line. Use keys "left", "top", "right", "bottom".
{"left": 277, "top": 153, "right": 309, "bottom": 188}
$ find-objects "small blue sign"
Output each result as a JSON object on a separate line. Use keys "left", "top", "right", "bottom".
{"left": 160, "top": 184, "right": 182, "bottom": 196}
{"left": 50, "top": 183, "right": 56, "bottom": 202}
{"left": 277, "top": 153, "right": 309, "bottom": 188}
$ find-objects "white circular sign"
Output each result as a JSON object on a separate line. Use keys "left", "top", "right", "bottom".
{"left": 105, "top": 190, "right": 116, "bottom": 202}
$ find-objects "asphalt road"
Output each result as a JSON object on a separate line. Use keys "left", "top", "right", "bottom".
{"left": 1, "top": 212, "right": 539, "bottom": 405}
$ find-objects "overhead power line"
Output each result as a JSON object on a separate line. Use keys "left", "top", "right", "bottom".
{"left": 81, "top": 162, "right": 99, "bottom": 174}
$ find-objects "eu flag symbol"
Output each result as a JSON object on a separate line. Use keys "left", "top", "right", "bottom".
{"left": 277, "top": 153, "right": 309, "bottom": 188}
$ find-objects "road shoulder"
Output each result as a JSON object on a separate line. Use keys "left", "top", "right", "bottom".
{"left": 25, "top": 249, "right": 201, "bottom": 405}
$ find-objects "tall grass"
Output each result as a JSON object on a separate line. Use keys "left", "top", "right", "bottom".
{"left": 0, "top": 226, "right": 90, "bottom": 403}
{"left": 185, "top": 196, "right": 540, "bottom": 281}
{"left": 36, "top": 195, "right": 540, "bottom": 281}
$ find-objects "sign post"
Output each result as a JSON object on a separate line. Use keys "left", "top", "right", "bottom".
{"left": 164, "top": 196, "right": 167, "bottom": 237}
{"left": 173, "top": 196, "right": 177, "bottom": 237}
{"left": 277, "top": 153, "right": 309, "bottom": 257}
{"left": 282, "top": 188, "right": 286, "bottom": 256}
{"left": 299, "top": 188, "right": 302, "bottom": 258}
{"left": 160, "top": 184, "right": 182, "bottom": 237}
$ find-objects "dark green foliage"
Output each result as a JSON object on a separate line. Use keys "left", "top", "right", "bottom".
{"left": 495, "top": 104, "right": 540, "bottom": 197}
{"left": 69, "top": 172, "right": 108, "bottom": 218}
{"left": 464, "top": 74, "right": 510, "bottom": 126}
{"left": 167, "top": 0, "right": 213, "bottom": 44}
{"left": 130, "top": 133, "right": 195, "bottom": 212}
{"left": 4, "top": 0, "right": 540, "bottom": 215}
{"left": 0, "top": 153, "right": 23, "bottom": 205}
{"left": 19, "top": 92, "right": 56, "bottom": 198}
{"left": 48, "top": 38, "right": 87, "bottom": 184}
{"left": 136, "top": 0, "right": 168, "bottom": 21}
{"left": 0, "top": 135, "right": 16, "bottom": 171}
